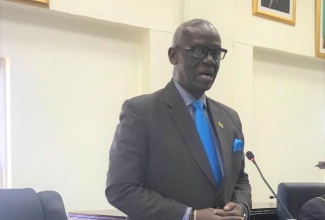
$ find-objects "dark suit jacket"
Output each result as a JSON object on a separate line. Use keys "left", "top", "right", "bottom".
{"left": 299, "top": 194, "right": 325, "bottom": 220}
{"left": 106, "top": 80, "right": 251, "bottom": 220}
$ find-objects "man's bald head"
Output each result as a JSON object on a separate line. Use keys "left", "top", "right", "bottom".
{"left": 172, "top": 19, "right": 219, "bottom": 46}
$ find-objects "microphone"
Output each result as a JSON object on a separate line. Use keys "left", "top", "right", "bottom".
{"left": 246, "top": 151, "right": 295, "bottom": 220}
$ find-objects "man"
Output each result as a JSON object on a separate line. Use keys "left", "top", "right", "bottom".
{"left": 106, "top": 19, "right": 251, "bottom": 220}
{"left": 299, "top": 194, "right": 325, "bottom": 220}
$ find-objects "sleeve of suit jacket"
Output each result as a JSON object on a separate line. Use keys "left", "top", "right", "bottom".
{"left": 106, "top": 98, "right": 188, "bottom": 220}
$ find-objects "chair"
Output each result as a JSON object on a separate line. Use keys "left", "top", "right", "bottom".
{"left": 277, "top": 182, "right": 325, "bottom": 220}
{"left": 0, "top": 188, "right": 68, "bottom": 220}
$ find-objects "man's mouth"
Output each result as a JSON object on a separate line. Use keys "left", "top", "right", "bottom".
{"left": 202, "top": 73, "right": 213, "bottom": 78}
{"left": 199, "top": 73, "right": 214, "bottom": 79}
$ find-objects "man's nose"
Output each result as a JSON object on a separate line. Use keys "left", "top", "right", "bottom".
{"left": 202, "top": 52, "right": 217, "bottom": 65}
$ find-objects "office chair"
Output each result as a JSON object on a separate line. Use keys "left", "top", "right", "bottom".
{"left": 0, "top": 188, "right": 68, "bottom": 220}
{"left": 277, "top": 182, "right": 325, "bottom": 220}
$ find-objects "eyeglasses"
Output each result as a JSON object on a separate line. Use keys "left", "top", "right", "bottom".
{"left": 174, "top": 45, "right": 228, "bottom": 60}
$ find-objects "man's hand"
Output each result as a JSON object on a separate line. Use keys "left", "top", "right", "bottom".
{"left": 195, "top": 205, "right": 244, "bottom": 220}
{"left": 315, "top": 161, "right": 325, "bottom": 169}
{"left": 212, "top": 202, "right": 245, "bottom": 218}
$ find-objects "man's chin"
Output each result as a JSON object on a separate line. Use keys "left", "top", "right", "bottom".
{"left": 200, "top": 81, "right": 214, "bottom": 91}
{"left": 196, "top": 84, "right": 213, "bottom": 95}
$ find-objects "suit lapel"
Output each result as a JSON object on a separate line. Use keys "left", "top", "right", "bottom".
{"left": 207, "top": 98, "right": 232, "bottom": 197}
{"left": 164, "top": 81, "right": 218, "bottom": 189}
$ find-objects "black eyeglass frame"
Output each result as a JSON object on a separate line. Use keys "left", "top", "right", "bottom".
{"left": 174, "top": 45, "right": 228, "bottom": 60}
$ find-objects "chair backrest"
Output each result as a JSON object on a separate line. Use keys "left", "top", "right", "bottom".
{"left": 38, "top": 191, "right": 68, "bottom": 220}
{"left": 0, "top": 188, "right": 68, "bottom": 220}
{"left": 277, "top": 182, "right": 325, "bottom": 220}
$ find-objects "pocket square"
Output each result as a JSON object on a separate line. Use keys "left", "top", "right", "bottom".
{"left": 233, "top": 139, "right": 243, "bottom": 152}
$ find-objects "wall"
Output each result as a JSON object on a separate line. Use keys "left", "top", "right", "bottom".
{"left": 234, "top": 0, "right": 316, "bottom": 57}
{"left": 251, "top": 48, "right": 325, "bottom": 203}
{"left": 50, "top": 0, "right": 181, "bottom": 32}
{"left": 0, "top": 1, "right": 149, "bottom": 211}
{"left": 0, "top": 0, "right": 325, "bottom": 211}
{"left": 0, "top": 57, "right": 11, "bottom": 189}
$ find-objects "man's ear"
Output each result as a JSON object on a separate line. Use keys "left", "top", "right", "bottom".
{"left": 168, "top": 47, "right": 178, "bottom": 65}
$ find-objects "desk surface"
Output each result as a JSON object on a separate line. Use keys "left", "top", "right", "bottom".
{"left": 69, "top": 203, "right": 277, "bottom": 220}
{"left": 250, "top": 203, "right": 277, "bottom": 220}
{"left": 68, "top": 209, "right": 126, "bottom": 220}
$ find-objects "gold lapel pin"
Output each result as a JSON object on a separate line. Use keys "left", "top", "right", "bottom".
{"left": 218, "top": 121, "right": 224, "bottom": 128}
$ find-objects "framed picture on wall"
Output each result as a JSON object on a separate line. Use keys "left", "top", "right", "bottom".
{"left": 6, "top": 0, "right": 49, "bottom": 8}
{"left": 316, "top": 0, "right": 325, "bottom": 58}
{"left": 252, "top": 0, "right": 296, "bottom": 26}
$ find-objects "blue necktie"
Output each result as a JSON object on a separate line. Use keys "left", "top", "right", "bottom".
{"left": 192, "top": 101, "right": 222, "bottom": 185}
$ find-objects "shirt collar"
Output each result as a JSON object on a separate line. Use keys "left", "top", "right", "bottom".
{"left": 173, "top": 79, "right": 207, "bottom": 107}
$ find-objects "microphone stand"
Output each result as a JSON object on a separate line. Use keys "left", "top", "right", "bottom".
{"left": 251, "top": 159, "right": 295, "bottom": 220}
